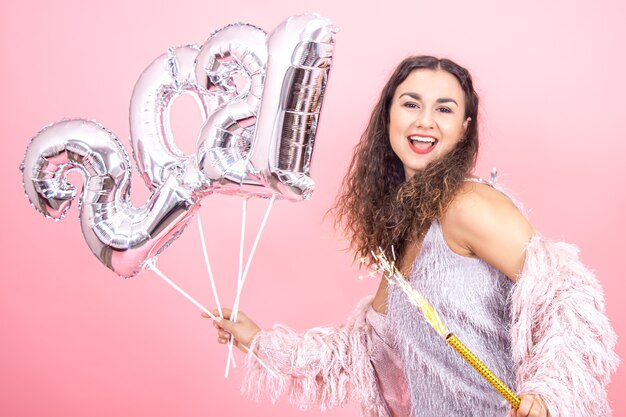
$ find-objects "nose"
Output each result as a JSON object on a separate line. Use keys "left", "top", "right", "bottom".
{"left": 414, "top": 108, "right": 435, "bottom": 129}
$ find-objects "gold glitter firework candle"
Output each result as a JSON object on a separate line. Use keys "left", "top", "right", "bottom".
{"left": 446, "top": 333, "right": 521, "bottom": 409}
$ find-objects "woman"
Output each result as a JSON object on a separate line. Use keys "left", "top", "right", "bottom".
{"left": 205, "top": 56, "right": 618, "bottom": 417}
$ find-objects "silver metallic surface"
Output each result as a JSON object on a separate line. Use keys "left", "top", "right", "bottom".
{"left": 251, "top": 14, "right": 336, "bottom": 200}
{"left": 130, "top": 45, "right": 221, "bottom": 192}
{"left": 196, "top": 23, "right": 268, "bottom": 190}
{"left": 21, "top": 119, "right": 200, "bottom": 277}
{"left": 21, "top": 14, "right": 336, "bottom": 277}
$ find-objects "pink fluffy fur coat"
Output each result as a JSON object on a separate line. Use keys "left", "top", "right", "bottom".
{"left": 242, "top": 236, "right": 619, "bottom": 416}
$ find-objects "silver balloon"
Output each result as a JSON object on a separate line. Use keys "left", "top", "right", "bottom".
{"left": 129, "top": 45, "right": 223, "bottom": 193}
{"left": 21, "top": 14, "right": 337, "bottom": 277}
{"left": 195, "top": 23, "right": 268, "bottom": 192}
{"left": 250, "top": 14, "right": 336, "bottom": 200}
{"left": 196, "top": 14, "right": 336, "bottom": 200}
{"left": 21, "top": 119, "right": 200, "bottom": 277}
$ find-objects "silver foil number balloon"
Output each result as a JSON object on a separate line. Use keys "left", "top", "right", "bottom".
{"left": 197, "top": 14, "right": 336, "bottom": 199}
{"left": 21, "top": 120, "right": 200, "bottom": 277}
{"left": 129, "top": 44, "right": 217, "bottom": 192}
{"left": 195, "top": 23, "right": 268, "bottom": 192}
{"left": 21, "top": 14, "right": 336, "bottom": 277}
{"left": 250, "top": 14, "right": 336, "bottom": 200}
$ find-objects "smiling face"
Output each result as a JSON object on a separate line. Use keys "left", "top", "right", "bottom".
{"left": 389, "top": 69, "right": 470, "bottom": 179}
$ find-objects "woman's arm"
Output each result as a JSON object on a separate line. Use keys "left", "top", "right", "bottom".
{"left": 441, "top": 181, "right": 534, "bottom": 282}
{"left": 206, "top": 298, "right": 389, "bottom": 416}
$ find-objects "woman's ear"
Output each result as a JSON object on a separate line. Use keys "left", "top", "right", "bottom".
{"left": 459, "top": 117, "right": 472, "bottom": 141}
{"left": 463, "top": 117, "right": 472, "bottom": 132}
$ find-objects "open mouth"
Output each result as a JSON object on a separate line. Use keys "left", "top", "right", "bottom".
{"left": 408, "top": 135, "right": 437, "bottom": 154}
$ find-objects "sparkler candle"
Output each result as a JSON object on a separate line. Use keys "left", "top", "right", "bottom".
{"left": 370, "top": 249, "right": 521, "bottom": 410}
{"left": 446, "top": 333, "right": 521, "bottom": 409}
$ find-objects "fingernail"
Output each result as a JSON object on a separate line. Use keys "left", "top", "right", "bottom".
{"left": 214, "top": 317, "right": 222, "bottom": 324}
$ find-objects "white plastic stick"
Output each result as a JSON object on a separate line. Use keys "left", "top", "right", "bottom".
{"left": 197, "top": 216, "right": 223, "bottom": 318}
{"left": 226, "top": 195, "right": 276, "bottom": 375}
{"left": 231, "top": 195, "right": 276, "bottom": 321}
{"left": 146, "top": 262, "right": 276, "bottom": 377}
{"left": 240, "top": 195, "right": 276, "bottom": 290}
{"left": 225, "top": 198, "right": 248, "bottom": 377}
{"left": 238, "top": 198, "right": 248, "bottom": 289}
{"left": 148, "top": 260, "right": 217, "bottom": 320}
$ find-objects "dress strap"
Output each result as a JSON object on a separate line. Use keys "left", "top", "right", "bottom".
{"left": 464, "top": 167, "right": 498, "bottom": 187}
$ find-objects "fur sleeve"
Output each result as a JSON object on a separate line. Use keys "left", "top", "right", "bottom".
{"left": 241, "top": 296, "right": 389, "bottom": 417}
{"left": 511, "top": 237, "right": 620, "bottom": 417}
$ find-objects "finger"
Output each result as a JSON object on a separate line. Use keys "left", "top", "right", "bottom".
{"left": 217, "top": 308, "right": 233, "bottom": 319}
{"left": 214, "top": 317, "right": 236, "bottom": 333}
{"left": 527, "top": 398, "right": 545, "bottom": 417}
{"left": 211, "top": 308, "right": 230, "bottom": 318}
{"left": 218, "top": 330, "right": 231, "bottom": 339}
{"left": 202, "top": 310, "right": 223, "bottom": 320}
{"left": 517, "top": 396, "right": 533, "bottom": 417}
{"left": 232, "top": 338, "right": 247, "bottom": 352}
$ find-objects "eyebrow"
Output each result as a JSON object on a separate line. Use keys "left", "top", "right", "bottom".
{"left": 399, "top": 92, "right": 459, "bottom": 107}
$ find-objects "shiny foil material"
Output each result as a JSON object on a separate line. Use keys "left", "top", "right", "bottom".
{"left": 21, "top": 14, "right": 336, "bottom": 277}
{"left": 21, "top": 120, "right": 200, "bottom": 277}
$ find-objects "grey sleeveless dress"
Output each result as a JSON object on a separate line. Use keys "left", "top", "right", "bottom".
{"left": 369, "top": 217, "right": 517, "bottom": 416}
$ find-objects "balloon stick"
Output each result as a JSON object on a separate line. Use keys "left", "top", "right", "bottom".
{"left": 197, "top": 216, "right": 223, "bottom": 318}
{"left": 225, "top": 198, "right": 248, "bottom": 377}
{"left": 226, "top": 195, "right": 276, "bottom": 376}
{"left": 146, "top": 261, "right": 276, "bottom": 378}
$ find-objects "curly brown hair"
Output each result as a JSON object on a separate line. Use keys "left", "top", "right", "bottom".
{"left": 332, "top": 56, "right": 480, "bottom": 264}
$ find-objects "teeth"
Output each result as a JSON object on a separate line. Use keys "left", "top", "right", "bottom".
{"left": 408, "top": 136, "right": 435, "bottom": 143}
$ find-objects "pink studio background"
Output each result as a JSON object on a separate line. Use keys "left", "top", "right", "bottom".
{"left": 1, "top": 0, "right": 624, "bottom": 416}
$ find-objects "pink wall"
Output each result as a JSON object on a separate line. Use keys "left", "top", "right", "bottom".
{"left": 1, "top": 1, "right": 624, "bottom": 416}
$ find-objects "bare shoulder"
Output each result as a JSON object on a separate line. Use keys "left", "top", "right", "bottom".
{"left": 444, "top": 181, "right": 526, "bottom": 228}
{"left": 441, "top": 181, "right": 534, "bottom": 281}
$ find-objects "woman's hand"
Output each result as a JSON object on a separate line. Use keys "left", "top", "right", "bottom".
{"left": 202, "top": 308, "right": 261, "bottom": 353}
{"left": 510, "top": 394, "right": 550, "bottom": 417}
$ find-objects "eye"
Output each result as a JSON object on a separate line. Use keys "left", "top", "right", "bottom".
{"left": 437, "top": 106, "right": 452, "bottom": 113}
{"left": 403, "top": 102, "right": 419, "bottom": 109}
